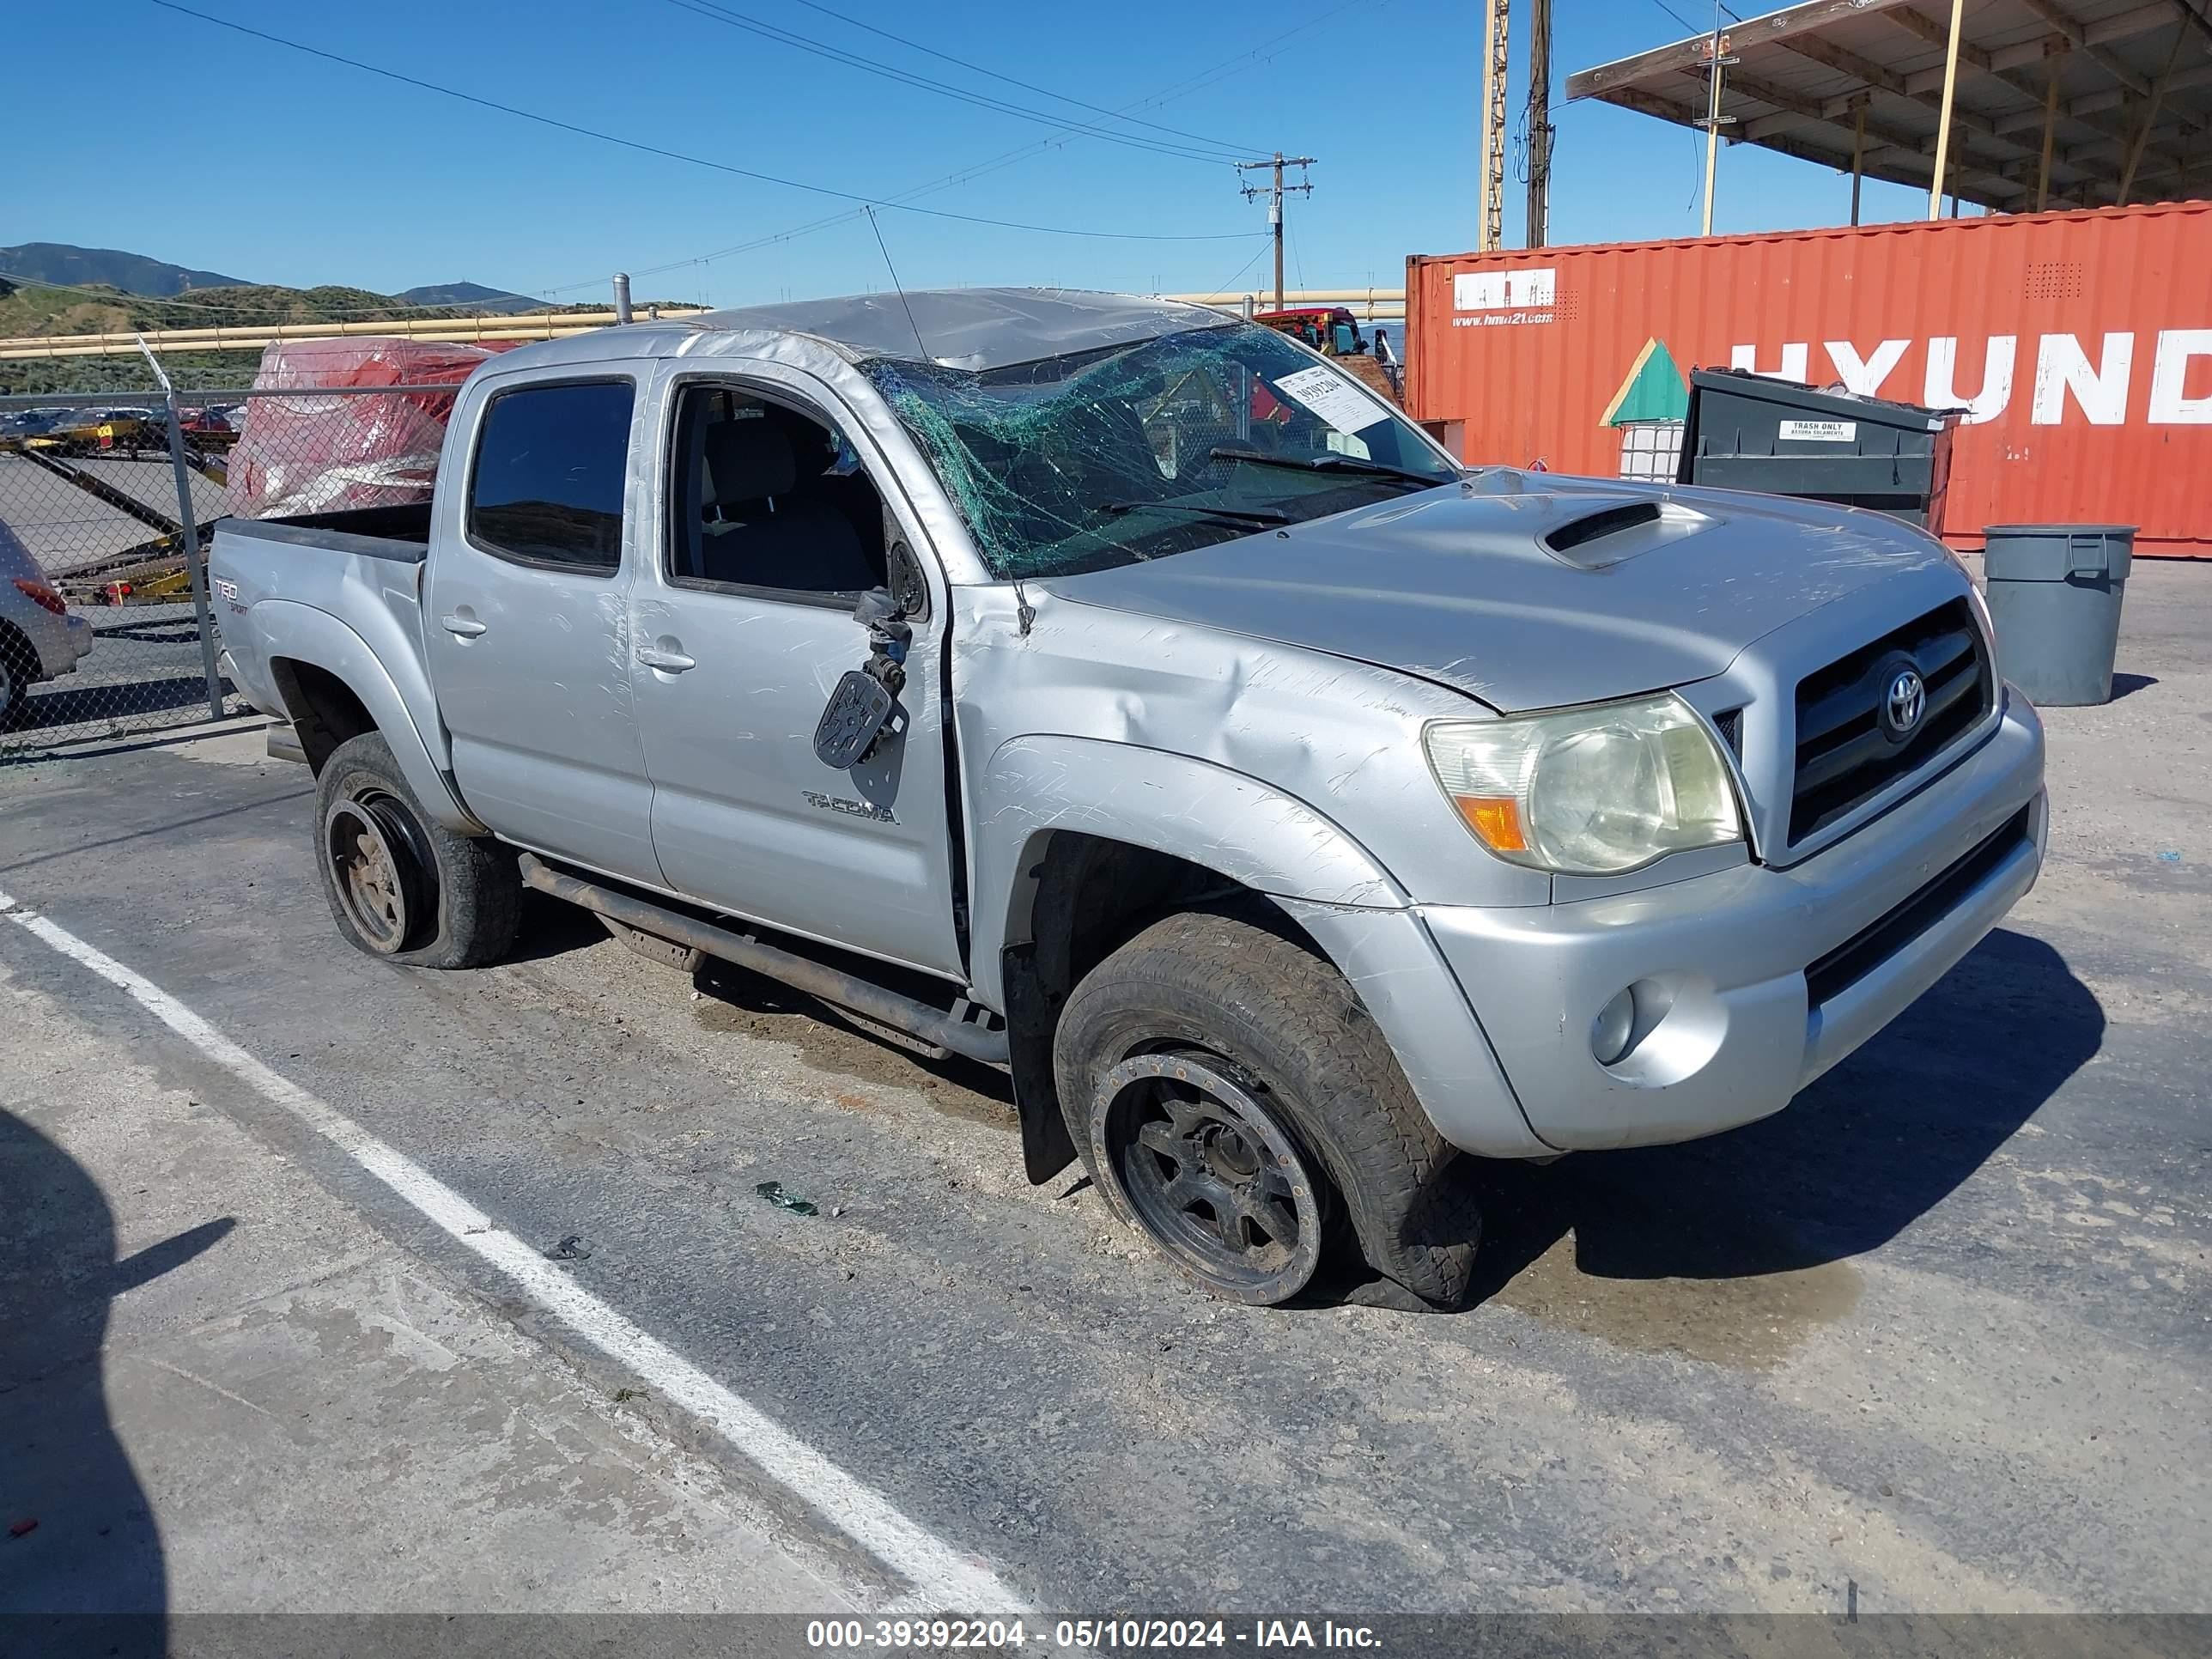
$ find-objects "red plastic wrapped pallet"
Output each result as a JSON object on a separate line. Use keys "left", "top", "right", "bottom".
{"left": 226, "top": 338, "right": 508, "bottom": 520}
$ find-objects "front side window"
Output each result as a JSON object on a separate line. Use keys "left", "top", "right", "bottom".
{"left": 665, "top": 385, "right": 887, "bottom": 599}
{"left": 865, "top": 322, "right": 1457, "bottom": 580}
{"left": 467, "top": 380, "right": 635, "bottom": 571}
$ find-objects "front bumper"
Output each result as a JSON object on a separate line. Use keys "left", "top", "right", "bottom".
{"left": 1418, "top": 690, "right": 2047, "bottom": 1153}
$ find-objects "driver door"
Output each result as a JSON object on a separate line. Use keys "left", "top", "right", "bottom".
{"left": 627, "top": 368, "right": 965, "bottom": 981}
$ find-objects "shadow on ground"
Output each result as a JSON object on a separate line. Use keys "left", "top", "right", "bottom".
{"left": 8, "top": 675, "right": 224, "bottom": 745}
{"left": 1419, "top": 929, "right": 2106, "bottom": 1361}
{"left": 0, "top": 1106, "right": 232, "bottom": 1646}
{"left": 513, "top": 888, "right": 2104, "bottom": 1359}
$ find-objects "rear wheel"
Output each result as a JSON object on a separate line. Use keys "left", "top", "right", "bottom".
{"left": 313, "top": 732, "right": 520, "bottom": 969}
{"left": 1054, "top": 911, "right": 1482, "bottom": 1308}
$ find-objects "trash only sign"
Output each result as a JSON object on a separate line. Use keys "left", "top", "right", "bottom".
{"left": 1779, "top": 419, "right": 1858, "bottom": 442}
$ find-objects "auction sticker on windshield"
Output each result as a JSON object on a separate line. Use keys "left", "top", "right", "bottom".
{"left": 1272, "top": 365, "right": 1389, "bottom": 434}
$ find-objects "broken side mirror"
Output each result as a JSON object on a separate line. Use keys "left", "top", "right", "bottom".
{"left": 812, "top": 585, "right": 912, "bottom": 769}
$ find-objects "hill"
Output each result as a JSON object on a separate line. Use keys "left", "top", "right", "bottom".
{"left": 0, "top": 241, "right": 248, "bottom": 295}
{"left": 400, "top": 282, "right": 542, "bottom": 315}
{"left": 0, "top": 262, "right": 688, "bottom": 395}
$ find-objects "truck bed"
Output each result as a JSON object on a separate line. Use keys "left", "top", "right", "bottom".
{"left": 216, "top": 501, "right": 433, "bottom": 564}
{"left": 210, "top": 501, "right": 447, "bottom": 789}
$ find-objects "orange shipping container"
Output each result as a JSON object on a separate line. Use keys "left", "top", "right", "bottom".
{"left": 1405, "top": 201, "right": 2212, "bottom": 556}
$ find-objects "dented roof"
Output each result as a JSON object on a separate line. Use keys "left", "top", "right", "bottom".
{"left": 685, "top": 287, "right": 1233, "bottom": 372}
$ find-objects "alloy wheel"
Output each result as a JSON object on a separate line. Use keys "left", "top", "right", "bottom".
{"left": 1091, "top": 1052, "right": 1326, "bottom": 1304}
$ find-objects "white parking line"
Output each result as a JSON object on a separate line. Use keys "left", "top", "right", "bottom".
{"left": 0, "top": 884, "right": 1026, "bottom": 1616}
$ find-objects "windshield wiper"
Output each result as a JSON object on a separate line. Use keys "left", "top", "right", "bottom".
{"left": 1207, "top": 445, "right": 1453, "bottom": 488}
{"left": 1101, "top": 499, "right": 1290, "bottom": 527}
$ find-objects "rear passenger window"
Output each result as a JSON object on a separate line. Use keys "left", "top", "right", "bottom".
{"left": 467, "top": 380, "right": 635, "bottom": 571}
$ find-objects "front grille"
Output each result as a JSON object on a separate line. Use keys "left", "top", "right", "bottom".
{"left": 1790, "top": 599, "right": 1990, "bottom": 842}
{"left": 1804, "top": 805, "right": 2032, "bottom": 1008}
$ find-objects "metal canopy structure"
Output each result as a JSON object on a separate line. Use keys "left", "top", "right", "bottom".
{"left": 1566, "top": 0, "right": 2212, "bottom": 215}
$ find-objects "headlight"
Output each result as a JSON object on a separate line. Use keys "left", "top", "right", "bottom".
{"left": 1424, "top": 694, "right": 1743, "bottom": 875}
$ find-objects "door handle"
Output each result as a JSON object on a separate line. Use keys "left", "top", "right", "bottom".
{"left": 637, "top": 644, "right": 696, "bottom": 672}
{"left": 440, "top": 614, "right": 488, "bottom": 637}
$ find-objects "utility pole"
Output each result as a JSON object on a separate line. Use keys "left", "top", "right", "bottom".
{"left": 1696, "top": 28, "right": 1738, "bottom": 237}
{"left": 1927, "top": 0, "right": 1966, "bottom": 219}
{"left": 1525, "top": 0, "right": 1553, "bottom": 247}
{"left": 1479, "top": 0, "right": 1511, "bottom": 251}
{"left": 1238, "top": 153, "right": 1315, "bottom": 312}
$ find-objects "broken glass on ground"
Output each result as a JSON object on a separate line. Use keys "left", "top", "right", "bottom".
{"left": 756, "top": 1181, "right": 820, "bottom": 1217}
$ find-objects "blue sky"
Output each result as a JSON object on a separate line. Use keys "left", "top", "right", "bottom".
{"left": 13, "top": 0, "right": 1938, "bottom": 306}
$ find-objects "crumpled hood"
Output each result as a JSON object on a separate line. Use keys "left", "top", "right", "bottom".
{"left": 1042, "top": 473, "right": 1959, "bottom": 713}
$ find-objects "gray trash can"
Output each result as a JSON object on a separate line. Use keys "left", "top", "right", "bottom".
{"left": 1980, "top": 524, "right": 2134, "bottom": 707}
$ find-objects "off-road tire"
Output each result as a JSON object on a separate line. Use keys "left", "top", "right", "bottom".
{"left": 1054, "top": 911, "right": 1482, "bottom": 1307}
{"left": 313, "top": 732, "right": 520, "bottom": 969}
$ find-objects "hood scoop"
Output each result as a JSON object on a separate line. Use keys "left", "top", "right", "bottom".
{"left": 1540, "top": 496, "right": 1710, "bottom": 569}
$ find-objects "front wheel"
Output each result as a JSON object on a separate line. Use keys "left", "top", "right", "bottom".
{"left": 313, "top": 732, "right": 520, "bottom": 969}
{"left": 1054, "top": 911, "right": 1482, "bottom": 1308}
{"left": 1091, "top": 1049, "right": 1328, "bottom": 1304}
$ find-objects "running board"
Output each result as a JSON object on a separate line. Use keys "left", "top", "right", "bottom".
{"left": 514, "top": 854, "right": 1009, "bottom": 1067}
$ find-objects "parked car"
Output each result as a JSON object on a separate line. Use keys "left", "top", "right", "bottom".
{"left": 210, "top": 289, "right": 2046, "bottom": 1307}
{"left": 0, "top": 524, "right": 94, "bottom": 726}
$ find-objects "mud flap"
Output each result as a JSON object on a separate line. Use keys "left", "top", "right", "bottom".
{"left": 1001, "top": 941, "right": 1076, "bottom": 1183}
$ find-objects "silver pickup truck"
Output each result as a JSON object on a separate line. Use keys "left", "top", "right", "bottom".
{"left": 212, "top": 288, "right": 2046, "bottom": 1307}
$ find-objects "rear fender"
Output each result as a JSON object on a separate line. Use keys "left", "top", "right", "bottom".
{"left": 251, "top": 600, "right": 481, "bottom": 833}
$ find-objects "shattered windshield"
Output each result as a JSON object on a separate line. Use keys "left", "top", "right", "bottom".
{"left": 864, "top": 323, "right": 1459, "bottom": 579}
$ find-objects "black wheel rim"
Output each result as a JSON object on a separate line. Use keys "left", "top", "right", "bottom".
{"left": 1092, "top": 1054, "right": 1324, "bottom": 1303}
{"left": 324, "top": 789, "right": 429, "bottom": 954}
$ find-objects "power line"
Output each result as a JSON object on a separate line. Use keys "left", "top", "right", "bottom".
{"left": 1644, "top": 0, "right": 1741, "bottom": 35}
{"left": 532, "top": 0, "right": 1377, "bottom": 298}
{"left": 1643, "top": 0, "right": 1705, "bottom": 34}
{"left": 771, "top": 0, "right": 1258, "bottom": 157}
{"left": 1194, "top": 239, "right": 1273, "bottom": 305}
{"left": 663, "top": 0, "right": 1244, "bottom": 165}
{"left": 145, "top": 2, "right": 1267, "bottom": 247}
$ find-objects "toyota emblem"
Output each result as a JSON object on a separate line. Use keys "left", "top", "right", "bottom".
{"left": 1883, "top": 668, "right": 1927, "bottom": 738}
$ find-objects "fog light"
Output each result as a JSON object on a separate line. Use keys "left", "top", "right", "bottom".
{"left": 1592, "top": 988, "right": 1636, "bottom": 1066}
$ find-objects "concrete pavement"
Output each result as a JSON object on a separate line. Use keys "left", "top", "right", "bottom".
{"left": 0, "top": 954, "right": 876, "bottom": 1617}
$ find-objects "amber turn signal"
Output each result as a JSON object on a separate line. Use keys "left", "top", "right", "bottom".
{"left": 1453, "top": 795, "right": 1528, "bottom": 854}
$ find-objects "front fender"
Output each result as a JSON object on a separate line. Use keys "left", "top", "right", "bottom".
{"left": 249, "top": 600, "right": 482, "bottom": 834}
{"left": 969, "top": 735, "right": 1405, "bottom": 1005}
{"left": 969, "top": 734, "right": 1545, "bottom": 1160}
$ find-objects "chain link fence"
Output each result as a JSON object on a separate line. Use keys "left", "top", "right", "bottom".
{"left": 1, "top": 363, "right": 465, "bottom": 759}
